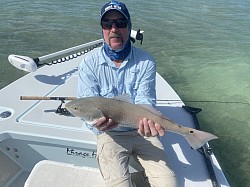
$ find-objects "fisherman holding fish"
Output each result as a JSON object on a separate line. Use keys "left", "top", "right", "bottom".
{"left": 67, "top": 0, "right": 218, "bottom": 186}
{"left": 75, "top": 1, "right": 177, "bottom": 186}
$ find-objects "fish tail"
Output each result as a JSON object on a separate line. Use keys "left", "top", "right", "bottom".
{"left": 184, "top": 129, "right": 218, "bottom": 150}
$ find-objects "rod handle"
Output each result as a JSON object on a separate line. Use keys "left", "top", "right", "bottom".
{"left": 20, "top": 96, "right": 76, "bottom": 100}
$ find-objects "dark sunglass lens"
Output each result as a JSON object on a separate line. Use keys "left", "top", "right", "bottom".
{"left": 101, "top": 20, "right": 113, "bottom": 29}
{"left": 101, "top": 19, "right": 128, "bottom": 29}
{"left": 115, "top": 19, "right": 128, "bottom": 28}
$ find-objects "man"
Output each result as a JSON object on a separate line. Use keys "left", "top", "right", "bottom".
{"left": 77, "top": 1, "right": 177, "bottom": 186}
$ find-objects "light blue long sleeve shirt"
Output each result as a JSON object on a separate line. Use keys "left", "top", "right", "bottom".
{"left": 77, "top": 45, "right": 156, "bottom": 134}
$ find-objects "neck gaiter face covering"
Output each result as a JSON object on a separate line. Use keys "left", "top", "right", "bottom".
{"left": 103, "top": 39, "right": 131, "bottom": 61}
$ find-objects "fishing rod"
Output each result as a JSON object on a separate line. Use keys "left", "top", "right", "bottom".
{"left": 157, "top": 99, "right": 250, "bottom": 105}
{"left": 20, "top": 96, "right": 76, "bottom": 116}
{"left": 20, "top": 96, "right": 77, "bottom": 115}
{"left": 20, "top": 96, "right": 76, "bottom": 101}
{"left": 20, "top": 96, "right": 250, "bottom": 106}
{"left": 8, "top": 29, "right": 144, "bottom": 73}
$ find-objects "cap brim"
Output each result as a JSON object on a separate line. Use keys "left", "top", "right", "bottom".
{"left": 101, "top": 9, "right": 128, "bottom": 20}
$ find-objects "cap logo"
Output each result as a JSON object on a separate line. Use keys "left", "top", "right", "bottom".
{"left": 105, "top": 4, "right": 122, "bottom": 12}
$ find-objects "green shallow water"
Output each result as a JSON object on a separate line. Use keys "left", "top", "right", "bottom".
{"left": 1, "top": 1, "right": 250, "bottom": 186}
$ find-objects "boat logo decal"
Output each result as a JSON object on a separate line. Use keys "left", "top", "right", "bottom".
{"left": 66, "top": 148, "right": 97, "bottom": 159}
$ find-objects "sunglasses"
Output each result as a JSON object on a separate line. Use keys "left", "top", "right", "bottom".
{"left": 101, "top": 19, "right": 128, "bottom": 30}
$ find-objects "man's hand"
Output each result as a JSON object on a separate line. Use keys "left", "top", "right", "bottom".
{"left": 138, "top": 118, "right": 165, "bottom": 137}
{"left": 94, "top": 117, "right": 118, "bottom": 131}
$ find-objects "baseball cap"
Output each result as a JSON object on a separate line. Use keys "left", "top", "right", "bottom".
{"left": 100, "top": 1, "right": 131, "bottom": 21}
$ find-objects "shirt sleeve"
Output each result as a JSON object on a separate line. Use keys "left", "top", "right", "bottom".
{"left": 134, "top": 58, "right": 156, "bottom": 107}
{"left": 77, "top": 58, "right": 104, "bottom": 134}
{"left": 77, "top": 58, "right": 100, "bottom": 98}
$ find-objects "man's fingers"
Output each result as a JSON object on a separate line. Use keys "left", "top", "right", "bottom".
{"left": 94, "top": 117, "right": 117, "bottom": 131}
{"left": 95, "top": 117, "right": 107, "bottom": 127}
{"left": 138, "top": 119, "right": 145, "bottom": 136}
{"left": 155, "top": 123, "right": 165, "bottom": 136}
{"left": 96, "top": 117, "right": 165, "bottom": 135}
{"left": 98, "top": 118, "right": 112, "bottom": 131}
{"left": 137, "top": 119, "right": 165, "bottom": 137}
{"left": 105, "top": 120, "right": 118, "bottom": 131}
{"left": 148, "top": 120, "right": 158, "bottom": 137}
{"left": 143, "top": 118, "right": 151, "bottom": 137}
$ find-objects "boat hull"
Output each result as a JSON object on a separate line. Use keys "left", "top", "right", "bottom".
{"left": 0, "top": 46, "right": 230, "bottom": 186}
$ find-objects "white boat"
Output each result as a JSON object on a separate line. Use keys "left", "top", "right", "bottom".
{"left": 0, "top": 30, "right": 230, "bottom": 187}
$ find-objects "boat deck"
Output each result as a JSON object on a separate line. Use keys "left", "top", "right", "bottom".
{"left": 0, "top": 50, "right": 229, "bottom": 186}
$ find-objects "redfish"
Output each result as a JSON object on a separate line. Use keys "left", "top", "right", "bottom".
{"left": 65, "top": 94, "right": 218, "bottom": 150}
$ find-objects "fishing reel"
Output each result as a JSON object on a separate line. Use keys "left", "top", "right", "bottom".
{"left": 55, "top": 99, "right": 72, "bottom": 116}
{"left": 20, "top": 96, "right": 74, "bottom": 116}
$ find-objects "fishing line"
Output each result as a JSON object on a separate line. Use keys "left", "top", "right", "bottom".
{"left": 20, "top": 96, "right": 250, "bottom": 106}
{"left": 157, "top": 100, "right": 250, "bottom": 105}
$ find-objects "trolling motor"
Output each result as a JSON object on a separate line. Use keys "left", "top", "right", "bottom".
{"left": 8, "top": 39, "right": 103, "bottom": 72}
{"left": 8, "top": 29, "right": 144, "bottom": 72}
{"left": 130, "top": 29, "right": 143, "bottom": 44}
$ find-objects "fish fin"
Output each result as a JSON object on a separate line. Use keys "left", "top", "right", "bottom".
{"left": 113, "top": 94, "right": 133, "bottom": 103}
{"left": 83, "top": 108, "right": 104, "bottom": 125}
{"left": 184, "top": 129, "right": 218, "bottom": 150}
{"left": 139, "top": 104, "right": 164, "bottom": 116}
